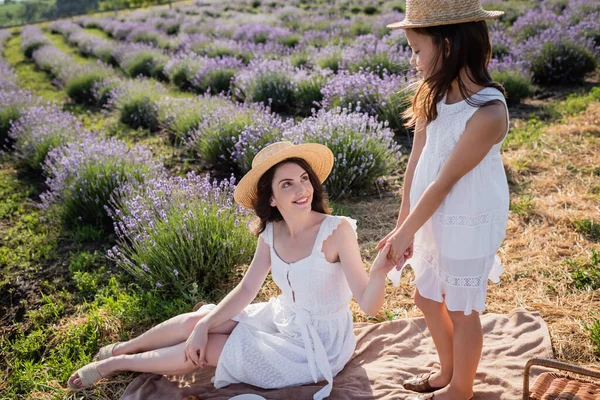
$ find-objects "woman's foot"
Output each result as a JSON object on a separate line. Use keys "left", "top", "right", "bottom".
{"left": 67, "top": 359, "right": 115, "bottom": 390}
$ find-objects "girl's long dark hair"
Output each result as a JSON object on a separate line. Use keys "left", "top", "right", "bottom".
{"left": 251, "top": 157, "right": 332, "bottom": 236}
{"left": 403, "top": 21, "right": 507, "bottom": 128}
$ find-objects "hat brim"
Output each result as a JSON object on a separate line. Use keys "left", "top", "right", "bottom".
{"left": 233, "top": 143, "right": 334, "bottom": 210}
{"left": 387, "top": 10, "right": 504, "bottom": 29}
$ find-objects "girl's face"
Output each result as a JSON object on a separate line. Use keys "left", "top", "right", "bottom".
{"left": 270, "top": 162, "right": 314, "bottom": 214}
{"left": 405, "top": 29, "right": 440, "bottom": 79}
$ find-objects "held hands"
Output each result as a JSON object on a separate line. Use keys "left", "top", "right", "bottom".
{"left": 370, "top": 242, "right": 401, "bottom": 275}
{"left": 376, "top": 226, "right": 413, "bottom": 271}
{"left": 184, "top": 321, "right": 209, "bottom": 368}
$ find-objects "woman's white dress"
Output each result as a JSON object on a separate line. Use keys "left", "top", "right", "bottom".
{"left": 204, "top": 215, "right": 357, "bottom": 400}
{"left": 388, "top": 87, "right": 510, "bottom": 315}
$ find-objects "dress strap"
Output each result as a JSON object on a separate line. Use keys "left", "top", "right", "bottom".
{"left": 473, "top": 87, "right": 510, "bottom": 140}
{"left": 259, "top": 222, "right": 273, "bottom": 247}
{"left": 312, "top": 215, "right": 358, "bottom": 256}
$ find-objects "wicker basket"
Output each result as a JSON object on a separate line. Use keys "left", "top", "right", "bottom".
{"left": 523, "top": 358, "right": 600, "bottom": 400}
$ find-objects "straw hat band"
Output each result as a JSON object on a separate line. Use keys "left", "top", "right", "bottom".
{"left": 388, "top": 0, "right": 503, "bottom": 29}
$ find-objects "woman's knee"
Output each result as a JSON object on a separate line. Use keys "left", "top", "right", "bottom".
{"left": 182, "top": 310, "right": 210, "bottom": 332}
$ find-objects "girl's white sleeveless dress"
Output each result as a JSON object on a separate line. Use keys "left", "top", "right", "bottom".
{"left": 202, "top": 215, "right": 357, "bottom": 400}
{"left": 388, "top": 87, "right": 510, "bottom": 315}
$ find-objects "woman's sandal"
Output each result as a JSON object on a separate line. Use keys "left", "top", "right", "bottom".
{"left": 95, "top": 343, "right": 120, "bottom": 361}
{"left": 402, "top": 372, "right": 445, "bottom": 393}
{"left": 67, "top": 362, "right": 104, "bottom": 390}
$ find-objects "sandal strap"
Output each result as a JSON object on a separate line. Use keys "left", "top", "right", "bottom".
{"left": 403, "top": 372, "right": 436, "bottom": 392}
{"left": 96, "top": 343, "right": 118, "bottom": 361}
{"left": 72, "top": 362, "right": 103, "bottom": 388}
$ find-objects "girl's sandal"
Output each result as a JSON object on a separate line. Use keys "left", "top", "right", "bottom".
{"left": 95, "top": 343, "right": 120, "bottom": 361}
{"left": 67, "top": 362, "right": 104, "bottom": 390}
{"left": 402, "top": 372, "right": 445, "bottom": 393}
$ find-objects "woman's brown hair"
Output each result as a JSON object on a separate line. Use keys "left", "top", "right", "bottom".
{"left": 403, "top": 21, "right": 507, "bottom": 128}
{"left": 250, "top": 157, "right": 332, "bottom": 236}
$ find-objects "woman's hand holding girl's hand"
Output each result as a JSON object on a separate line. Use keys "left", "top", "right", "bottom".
{"left": 184, "top": 321, "right": 210, "bottom": 368}
{"left": 370, "top": 242, "right": 401, "bottom": 275}
{"left": 386, "top": 230, "right": 414, "bottom": 269}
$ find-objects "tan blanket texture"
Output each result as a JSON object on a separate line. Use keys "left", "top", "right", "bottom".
{"left": 120, "top": 308, "right": 552, "bottom": 400}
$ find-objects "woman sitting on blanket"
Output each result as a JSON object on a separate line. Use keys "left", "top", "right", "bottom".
{"left": 68, "top": 141, "right": 405, "bottom": 400}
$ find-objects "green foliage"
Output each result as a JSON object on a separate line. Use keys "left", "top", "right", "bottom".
{"left": 491, "top": 69, "right": 534, "bottom": 105}
{"left": 568, "top": 249, "right": 600, "bottom": 290}
{"left": 585, "top": 316, "right": 600, "bottom": 355}
{"left": 65, "top": 69, "right": 112, "bottom": 104}
{"left": 529, "top": 42, "right": 597, "bottom": 85}
{"left": 293, "top": 74, "right": 325, "bottom": 116}
{"left": 574, "top": 219, "right": 600, "bottom": 242}
{"left": 505, "top": 118, "right": 545, "bottom": 147}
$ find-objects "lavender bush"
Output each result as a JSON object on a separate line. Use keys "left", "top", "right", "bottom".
{"left": 0, "top": 90, "right": 42, "bottom": 145}
{"left": 106, "top": 78, "right": 168, "bottom": 131}
{"left": 186, "top": 102, "right": 291, "bottom": 175}
{"left": 113, "top": 44, "right": 169, "bottom": 81}
{"left": 232, "top": 58, "right": 296, "bottom": 113}
{"left": 191, "top": 56, "right": 244, "bottom": 94}
{"left": 106, "top": 172, "right": 255, "bottom": 297}
{"left": 20, "top": 26, "right": 51, "bottom": 58}
{"left": 321, "top": 70, "right": 412, "bottom": 134}
{"left": 157, "top": 95, "right": 230, "bottom": 144}
{"left": 339, "top": 34, "right": 412, "bottom": 77}
{"left": 41, "top": 135, "right": 164, "bottom": 230}
{"left": 284, "top": 108, "right": 403, "bottom": 198}
{"left": 9, "top": 105, "right": 88, "bottom": 170}
{"left": 518, "top": 27, "right": 598, "bottom": 84}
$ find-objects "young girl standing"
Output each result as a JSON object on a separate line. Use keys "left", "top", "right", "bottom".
{"left": 378, "top": 1, "right": 510, "bottom": 399}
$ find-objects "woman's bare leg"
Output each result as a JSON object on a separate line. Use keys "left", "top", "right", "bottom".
{"left": 112, "top": 309, "right": 236, "bottom": 357}
{"left": 70, "top": 333, "right": 231, "bottom": 387}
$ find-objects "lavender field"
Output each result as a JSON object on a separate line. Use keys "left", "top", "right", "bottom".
{"left": 0, "top": 0, "right": 599, "bottom": 398}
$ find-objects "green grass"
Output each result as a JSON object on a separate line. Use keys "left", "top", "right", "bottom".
{"left": 574, "top": 219, "right": 600, "bottom": 242}
{"left": 552, "top": 86, "right": 600, "bottom": 118}
{"left": 505, "top": 86, "right": 600, "bottom": 148}
{"left": 568, "top": 249, "right": 600, "bottom": 291}
{"left": 0, "top": 161, "right": 57, "bottom": 278}
{"left": 3, "top": 32, "right": 67, "bottom": 102}
{"left": 0, "top": 155, "right": 195, "bottom": 399}
{"left": 585, "top": 316, "right": 600, "bottom": 355}
{"left": 505, "top": 118, "right": 545, "bottom": 147}
{"left": 509, "top": 194, "right": 536, "bottom": 216}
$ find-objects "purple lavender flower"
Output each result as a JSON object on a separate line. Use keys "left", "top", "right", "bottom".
{"left": 106, "top": 171, "right": 255, "bottom": 295}
{"left": 41, "top": 135, "right": 164, "bottom": 230}
{"left": 8, "top": 105, "right": 90, "bottom": 170}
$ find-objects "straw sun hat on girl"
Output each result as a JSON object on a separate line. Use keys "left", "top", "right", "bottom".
{"left": 233, "top": 141, "right": 334, "bottom": 210}
{"left": 387, "top": 0, "right": 504, "bottom": 29}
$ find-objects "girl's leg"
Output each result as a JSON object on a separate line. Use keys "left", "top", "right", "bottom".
{"left": 113, "top": 309, "right": 237, "bottom": 357}
{"left": 70, "top": 333, "right": 230, "bottom": 388}
{"left": 414, "top": 289, "right": 454, "bottom": 388}
{"left": 444, "top": 310, "right": 481, "bottom": 399}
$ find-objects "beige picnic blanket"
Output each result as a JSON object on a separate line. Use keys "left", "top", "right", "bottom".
{"left": 121, "top": 308, "right": 552, "bottom": 400}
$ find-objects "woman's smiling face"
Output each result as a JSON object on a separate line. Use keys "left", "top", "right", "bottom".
{"left": 270, "top": 162, "right": 314, "bottom": 213}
